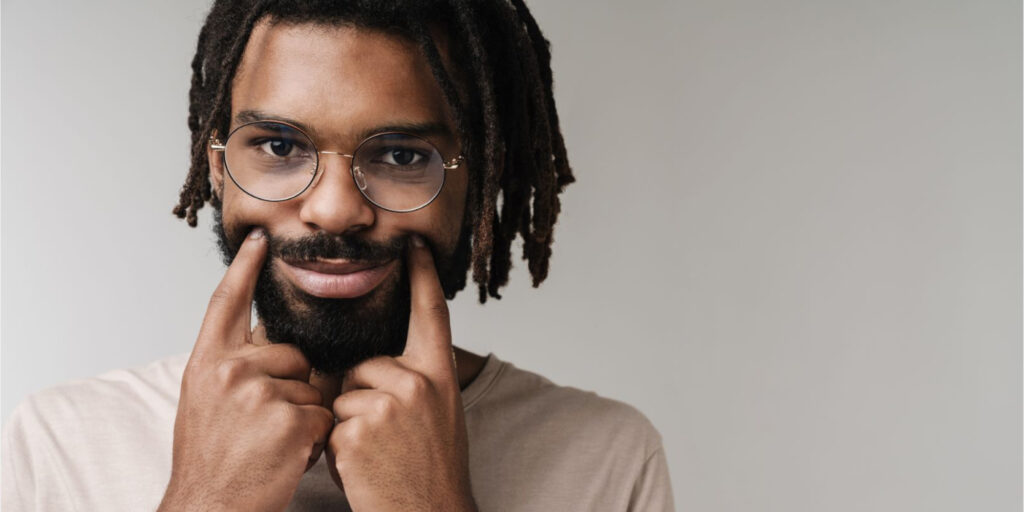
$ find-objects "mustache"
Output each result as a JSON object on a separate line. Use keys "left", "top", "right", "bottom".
{"left": 268, "top": 232, "right": 410, "bottom": 264}
{"left": 212, "top": 208, "right": 411, "bottom": 268}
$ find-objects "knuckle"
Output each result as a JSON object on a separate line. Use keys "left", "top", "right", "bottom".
{"left": 400, "top": 372, "right": 432, "bottom": 400}
{"left": 272, "top": 404, "right": 303, "bottom": 431}
{"left": 246, "top": 379, "right": 276, "bottom": 403}
{"left": 341, "top": 420, "right": 367, "bottom": 446}
{"left": 374, "top": 394, "right": 400, "bottom": 417}
{"left": 215, "top": 358, "right": 247, "bottom": 385}
{"left": 335, "top": 393, "right": 352, "bottom": 417}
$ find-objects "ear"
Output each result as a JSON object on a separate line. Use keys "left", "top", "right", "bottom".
{"left": 207, "top": 131, "right": 225, "bottom": 201}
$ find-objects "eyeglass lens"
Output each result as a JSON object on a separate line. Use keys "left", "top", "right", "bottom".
{"left": 222, "top": 121, "right": 447, "bottom": 211}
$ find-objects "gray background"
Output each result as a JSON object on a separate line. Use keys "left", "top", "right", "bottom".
{"left": 2, "top": 0, "right": 1021, "bottom": 510}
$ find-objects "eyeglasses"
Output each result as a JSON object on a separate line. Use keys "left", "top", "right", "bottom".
{"left": 210, "top": 120, "right": 464, "bottom": 213}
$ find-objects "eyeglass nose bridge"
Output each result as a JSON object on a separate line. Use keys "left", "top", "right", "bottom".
{"left": 311, "top": 150, "right": 369, "bottom": 191}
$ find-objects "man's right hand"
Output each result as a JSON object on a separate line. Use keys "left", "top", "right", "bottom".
{"left": 158, "top": 228, "right": 335, "bottom": 512}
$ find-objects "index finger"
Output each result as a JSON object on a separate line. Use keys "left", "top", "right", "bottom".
{"left": 196, "top": 228, "right": 268, "bottom": 351}
{"left": 402, "top": 234, "right": 456, "bottom": 381}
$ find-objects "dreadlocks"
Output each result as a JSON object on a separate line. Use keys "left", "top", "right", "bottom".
{"left": 172, "top": 0, "right": 574, "bottom": 303}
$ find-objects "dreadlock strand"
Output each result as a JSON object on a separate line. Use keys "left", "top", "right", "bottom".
{"left": 485, "top": 0, "right": 538, "bottom": 297}
{"left": 510, "top": 0, "right": 574, "bottom": 285}
{"left": 451, "top": 0, "right": 505, "bottom": 302}
{"left": 173, "top": 22, "right": 213, "bottom": 225}
{"left": 175, "top": 1, "right": 243, "bottom": 225}
{"left": 509, "top": 0, "right": 574, "bottom": 191}
{"left": 493, "top": 0, "right": 557, "bottom": 286}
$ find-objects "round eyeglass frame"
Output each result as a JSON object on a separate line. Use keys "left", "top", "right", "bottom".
{"left": 209, "top": 120, "right": 465, "bottom": 213}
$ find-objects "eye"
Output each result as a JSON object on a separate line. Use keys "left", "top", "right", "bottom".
{"left": 259, "top": 138, "right": 297, "bottom": 157}
{"left": 381, "top": 147, "right": 425, "bottom": 166}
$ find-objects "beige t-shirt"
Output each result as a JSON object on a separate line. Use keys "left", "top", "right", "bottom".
{"left": 2, "top": 351, "right": 674, "bottom": 511}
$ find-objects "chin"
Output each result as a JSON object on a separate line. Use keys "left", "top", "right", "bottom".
{"left": 252, "top": 253, "right": 412, "bottom": 376}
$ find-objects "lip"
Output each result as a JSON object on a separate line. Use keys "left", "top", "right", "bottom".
{"left": 277, "top": 257, "right": 398, "bottom": 299}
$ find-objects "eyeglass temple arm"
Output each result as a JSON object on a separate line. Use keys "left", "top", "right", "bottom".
{"left": 443, "top": 155, "right": 464, "bottom": 170}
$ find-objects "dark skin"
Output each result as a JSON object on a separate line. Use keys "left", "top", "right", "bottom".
{"left": 160, "top": 20, "right": 486, "bottom": 511}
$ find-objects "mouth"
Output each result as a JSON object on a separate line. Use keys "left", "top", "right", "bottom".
{"left": 276, "top": 257, "right": 399, "bottom": 299}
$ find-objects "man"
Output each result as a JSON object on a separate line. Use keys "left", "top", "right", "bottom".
{"left": 3, "top": 1, "right": 674, "bottom": 510}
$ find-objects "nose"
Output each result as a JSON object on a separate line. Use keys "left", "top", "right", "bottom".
{"left": 297, "top": 153, "right": 376, "bottom": 235}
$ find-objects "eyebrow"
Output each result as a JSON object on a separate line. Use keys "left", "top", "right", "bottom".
{"left": 234, "top": 109, "right": 454, "bottom": 143}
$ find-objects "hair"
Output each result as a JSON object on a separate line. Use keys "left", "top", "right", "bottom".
{"left": 172, "top": 0, "right": 574, "bottom": 303}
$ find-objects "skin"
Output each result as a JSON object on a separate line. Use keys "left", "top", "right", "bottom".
{"left": 160, "top": 20, "right": 487, "bottom": 511}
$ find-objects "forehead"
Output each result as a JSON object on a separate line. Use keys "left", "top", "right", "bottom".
{"left": 230, "top": 20, "right": 453, "bottom": 143}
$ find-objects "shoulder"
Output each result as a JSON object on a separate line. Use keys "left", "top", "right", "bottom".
{"left": 463, "top": 355, "right": 671, "bottom": 510}
{"left": 469, "top": 354, "right": 664, "bottom": 461}
{"left": 4, "top": 351, "right": 190, "bottom": 441}
{"left": 2, "top": 353, "right": 189, "bottom": 510}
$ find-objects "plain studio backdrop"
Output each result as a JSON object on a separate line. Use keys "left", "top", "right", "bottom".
{"left": 2, "top": 1, "right": 1021, "bottom": 510}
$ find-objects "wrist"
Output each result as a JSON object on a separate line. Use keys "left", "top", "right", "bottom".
{"left": 158, "top": 481, "right": 250, "bottom": 512}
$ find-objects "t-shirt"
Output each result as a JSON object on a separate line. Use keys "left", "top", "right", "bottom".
{"left": 2, "top": 351, "right": 675, "bottom": 511}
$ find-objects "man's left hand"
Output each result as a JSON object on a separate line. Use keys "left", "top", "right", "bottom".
{"left": 325, "top": 235, "right": 476, "bottom": 512}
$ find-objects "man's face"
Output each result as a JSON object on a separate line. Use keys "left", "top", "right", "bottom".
{"left": 208, "top": 21, "right": 469, "bottom": 376}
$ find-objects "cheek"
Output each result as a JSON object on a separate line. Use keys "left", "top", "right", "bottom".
{"left": 412, "top": 170, "right": 467, "bottom": 251}
{"left": 446, "top": 170, "right": 469, "bottom": 222}
{"left": 219, "top": 188, "right": 298, "bottom": 239}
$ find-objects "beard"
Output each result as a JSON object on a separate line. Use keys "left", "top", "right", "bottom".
{"left": 212, "top": 208, "right": 468, "bottom": 377}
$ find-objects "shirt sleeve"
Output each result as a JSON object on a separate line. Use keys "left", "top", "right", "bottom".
{"left": 3, "top": 401, "right": 37, "bottom": 511}
{"left": 2, "top": 396, "right": 77, "bottom": 512}
{"left": 627, "top": 444, "right": 676, "bottom": 512}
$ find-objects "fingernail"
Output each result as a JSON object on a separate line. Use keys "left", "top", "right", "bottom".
{"left": 248, "top": 228, "right": 265, "bottom": 240}
{"left": 411, "top": 234, "right": 425, "bottom": 248}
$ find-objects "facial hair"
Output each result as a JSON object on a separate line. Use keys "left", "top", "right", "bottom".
{"left": 212, "top": 209, "right": 435, "bottom": 377}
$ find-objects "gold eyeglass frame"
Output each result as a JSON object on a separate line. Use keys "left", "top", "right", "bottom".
{"left": 209, "top": 120, "right": 465, "bottom": 213}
